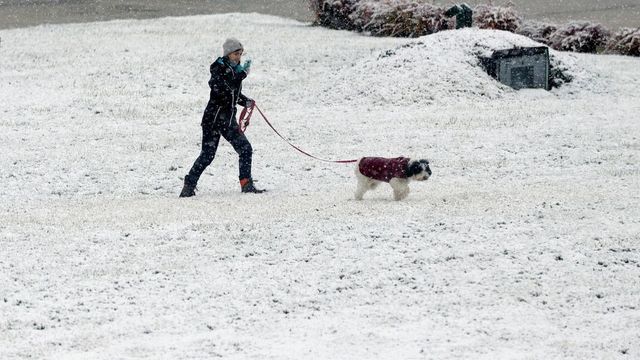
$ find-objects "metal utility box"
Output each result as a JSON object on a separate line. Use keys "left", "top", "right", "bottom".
{"left": 444, "top": 3, "right": 473, "bottom": 29}
{"left": 480, "top": 46, "right": 550, "bottom": 90}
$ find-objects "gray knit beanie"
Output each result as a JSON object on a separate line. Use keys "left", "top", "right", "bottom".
{"left": 222, "top": 38, "right": 243, "bottom": 56}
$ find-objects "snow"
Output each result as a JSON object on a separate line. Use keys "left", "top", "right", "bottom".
{"left": 1, "top": 13, "right": 640, "bottom": 359}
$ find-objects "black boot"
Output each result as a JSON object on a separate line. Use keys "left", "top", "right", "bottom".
{"left": 179, "top": 178, "right": 197, "bottom": 197}
{"left": 240, "top": 178, "right": 265, "bottom": 193}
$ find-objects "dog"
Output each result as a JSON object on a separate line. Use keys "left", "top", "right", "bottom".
{"left": 354, "top": 157, "right": 431, "bottom": 201}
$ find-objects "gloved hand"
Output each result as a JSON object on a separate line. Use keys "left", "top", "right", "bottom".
{"left": 244, "top": 98, "right": 255, "bottom": 108}
{"left": 240, "top": 59, "right": 252, "bottom": 75}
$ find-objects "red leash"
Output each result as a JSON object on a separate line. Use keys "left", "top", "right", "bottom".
{"left": 238, "top": 103, "right": 254, "bottom": 134}
{"left": 239, "top": 103, "right": 357, "bottom": 164}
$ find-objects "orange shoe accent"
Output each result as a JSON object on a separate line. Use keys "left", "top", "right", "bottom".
{"left": 239, "top": 178, "right": 250, "bottom": 187}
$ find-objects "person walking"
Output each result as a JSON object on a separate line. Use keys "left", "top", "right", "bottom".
{"left": 180, "top": 38, "right": 265, "bottom": 197}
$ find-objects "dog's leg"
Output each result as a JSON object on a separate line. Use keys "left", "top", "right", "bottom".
{"left": 354, "top": 173, "right": 369, "bottom": 200}
{"left": 389, "top": 178, "right": 410, "bottom": 201}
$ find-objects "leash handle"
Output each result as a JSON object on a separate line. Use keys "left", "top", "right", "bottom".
{"left": 254, "top": 104, "right": 357, "bottom": 164}
{"left": 238, "top": 102, "right": 255, "bottom": 134}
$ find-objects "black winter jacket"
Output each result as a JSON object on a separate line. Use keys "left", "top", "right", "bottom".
{"left": 207, "top": 56, "right": 250, "bottom": 110}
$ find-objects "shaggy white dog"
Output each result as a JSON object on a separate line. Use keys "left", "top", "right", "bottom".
{"left": 354, "top": 157, "right": 431, "bottom": 201}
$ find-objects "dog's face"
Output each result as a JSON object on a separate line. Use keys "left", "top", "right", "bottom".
{"left": 407, "top": 159, "right": 432, "bottom": 181}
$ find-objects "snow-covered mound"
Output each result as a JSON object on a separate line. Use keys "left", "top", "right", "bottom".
{"left": 324, "top": 28, "right": 598, "bottom": 106}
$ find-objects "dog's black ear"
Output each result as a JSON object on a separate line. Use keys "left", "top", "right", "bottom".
{"left": 407, "top": 161, "right": 422, "bottom": 177}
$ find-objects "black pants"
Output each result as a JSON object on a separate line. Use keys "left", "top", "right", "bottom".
{"left": 185, "top": 105, "right": 253, "bottom": 186}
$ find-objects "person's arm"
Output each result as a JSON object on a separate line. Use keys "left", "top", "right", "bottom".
{"left": 208, "top": 62, "right": 233, "bottom": 103}
{"left": 237, "top": 60, "right": 253, "bottom": 107}
{"left": 238, "top": 94, "right": 254, "bottom": 108}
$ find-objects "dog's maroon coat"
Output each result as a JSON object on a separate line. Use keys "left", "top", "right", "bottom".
{"left": 358, "top": 157, "right": 410, "bottom": 182}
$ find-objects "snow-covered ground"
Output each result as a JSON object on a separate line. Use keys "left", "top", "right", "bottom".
{"left": 1, "top": 13, "right": 639, "bottom": 359}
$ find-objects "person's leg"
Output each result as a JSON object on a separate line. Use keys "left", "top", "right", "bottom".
{"left": 220, "top": 125, "right": 264, "bottom": 193}
{"left": 180, "top": 125, "right": 221, "bottom": 197}
{"left": 220, "top": 125, "right": 253, "bottom": 181}
{"left": 187, "top": 125, "right": 221, "bottom": 184}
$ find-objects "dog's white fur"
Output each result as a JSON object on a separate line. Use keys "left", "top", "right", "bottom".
{"left": 354, "top": 158, "right": 431, "bottom": 201}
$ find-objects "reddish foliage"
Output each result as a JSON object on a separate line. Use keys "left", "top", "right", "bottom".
{"left": 473, "top": 4, "right": 522, "bottom": 33}
{"left": 352, "top": 0, "right": 452, "bottom": 37}
{"left": 605, "top": 27, "right": 640, "bottom": 57}
{"left": 310, "top": 0, "right": 359, "bottom": 30}
{"left": 516, "top": 20, "right": 558, "bottom": 45}
{"left": 549, "top": 22, "right": 611, "bottom": 53}
{"left": 309, "top": 1, "right": 637, "bottom": 58}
